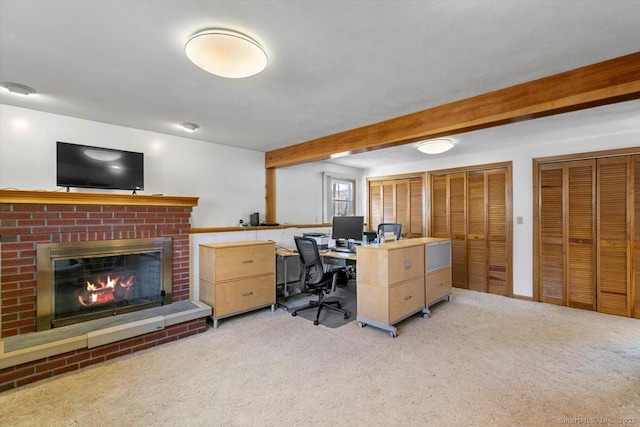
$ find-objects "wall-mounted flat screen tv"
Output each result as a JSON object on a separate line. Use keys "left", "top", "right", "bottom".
{"left": 56, "top": 141, "right": 144, "bottom": 191}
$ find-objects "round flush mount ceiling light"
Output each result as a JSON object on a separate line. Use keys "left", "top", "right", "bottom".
{"left": 1, "top": 82, "right": 37, "bottom": 96}
{"left": 185, "top": 29, "right": 268, "bottom": 78}
{"left": 417, "top": 138, "right": 455, "bottom": 154}
{"left": 180, "top": 122, "right": 200, "bottom": 133}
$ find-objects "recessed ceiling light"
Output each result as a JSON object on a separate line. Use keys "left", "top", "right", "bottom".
{"left": 180, "top": 122, "right": 200, "bottom": 133}
{"left": 330, "top": 151, "right": 351, "bottom": 159}
{"left": 185, "top": 29, "right": 268, "bottom": 78}
{"left": 1, "top": 82, "right": 37, "bottom": 96}
{"left": 417, "top": 138, "right": 455, "bottom": 154}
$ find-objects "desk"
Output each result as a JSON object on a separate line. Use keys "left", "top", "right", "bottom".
{"left": 321, "top": 250, "right": 357, "bottom": 261}
{"left": 275, "top": 248, "right": 356, "bottom": 298}
{"left": 275, "top": 248, "right": 299, "bottom": 297}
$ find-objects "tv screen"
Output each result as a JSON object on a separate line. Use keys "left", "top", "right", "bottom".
{"left": 331, "top": 216, "right": 364, "bottom": 241}
{"left": 56, "top": 142, "right": 144, "bottom": 191}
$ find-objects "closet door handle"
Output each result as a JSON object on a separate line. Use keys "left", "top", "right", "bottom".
{"left": 404, "top": 295, "right": 412, "bottom": 301}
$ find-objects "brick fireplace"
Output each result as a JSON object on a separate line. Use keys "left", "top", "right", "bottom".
{"left": 36, "top": 237, "right": 174, "bottom": 330}
{"left": 0, "top": 190, "right": 208, "bottom": 392}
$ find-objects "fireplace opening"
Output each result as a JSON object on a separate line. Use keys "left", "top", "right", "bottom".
{"left": 37, "top": 238, "right": 172, "bottom": 330}
{"left": 56, "top": 252, "right": 159, "bottom": 320}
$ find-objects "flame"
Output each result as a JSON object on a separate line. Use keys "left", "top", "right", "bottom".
{"left": 78, "top": 275, "right": 135, "bottom": 306}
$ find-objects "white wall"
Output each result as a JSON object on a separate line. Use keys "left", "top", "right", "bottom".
{"left": 364, "top": 127, "right": 640, "bottom": 298}
{"left": 0, "top": 104, "right": 266, "bottom": 227}
{"left": 276, "top": 162, "right": 365, "bottom": 224}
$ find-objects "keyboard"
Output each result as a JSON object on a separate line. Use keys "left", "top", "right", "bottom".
{"left": 333, "top": 247, "right": 356, "bottom": 254}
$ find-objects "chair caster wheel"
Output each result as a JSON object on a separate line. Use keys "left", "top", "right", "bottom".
{"left": 422, "top": 312, "right": 430, "bottom": 319}
{"left": 344, "top": 314, "right": 349, "bottom": 319}
{"left": 357, "top": 321, "right": 366, "bottom": 328}
{"left": 291, "top": 312, "right": 297, "bottom": 317}
{"left": 313, "top": 320, "right": 319, "bottom": 325}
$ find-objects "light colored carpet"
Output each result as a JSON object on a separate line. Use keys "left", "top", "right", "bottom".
{"left": 1, "top": 288, "right": 639, "bottom": 427}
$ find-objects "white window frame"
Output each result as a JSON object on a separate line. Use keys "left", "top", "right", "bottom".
{"left": 324, "top": 174, "right": 356, "bottom": 222}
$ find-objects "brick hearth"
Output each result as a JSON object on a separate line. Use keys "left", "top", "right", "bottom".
{"left": 0, "top": 191, "right": 205, "bottom": 392}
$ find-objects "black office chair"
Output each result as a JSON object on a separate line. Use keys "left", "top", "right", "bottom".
{"left": 291, "top": 236, "right": 349, "bottom": 325}
{"left": 377, "top": 223, "right": 402, "bottom": 240}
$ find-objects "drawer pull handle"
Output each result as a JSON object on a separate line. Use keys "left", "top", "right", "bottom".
{"left": 404, "top": 295, "right": 412, "bottom": 301}
{"left": 241, "top": 260, "right": 254, "bottom": 264}
{"left": 242, "top": 292, "right": 254, "bottom": 297}
{"left": 404, "top": 259, "right": 412, "bottom": 270}
{"left": 438, "top": 283, "right": 443, "bottom": 287}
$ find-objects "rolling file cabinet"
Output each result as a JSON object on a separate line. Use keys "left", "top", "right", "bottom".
{"left": 424, "top": 239, "right": 453, "bottom": 317}
{"left": 199, "top": 240, "right": 276, "bottom": 329}
{"left": 356, "top": 240, "right": 427, "bottom": 337}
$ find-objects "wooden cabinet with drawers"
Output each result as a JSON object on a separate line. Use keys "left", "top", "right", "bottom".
{"left": 199, "top": 240, "right": 276, "bottom": 329}
{"left": 356, "top": 240, "right": 427, "bottom": 337}
{"left": 425, "top": 239, "right": 453, "bottom": 315}
{"left": 426, "top": 268, "right": 452, "bottom": 305}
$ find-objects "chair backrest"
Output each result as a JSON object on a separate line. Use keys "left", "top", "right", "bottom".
{"left": 294, "top": 236, "right": 326, "bottom": 286}
{"left": 377, "top": 223, "right": 402, "bottom": 240}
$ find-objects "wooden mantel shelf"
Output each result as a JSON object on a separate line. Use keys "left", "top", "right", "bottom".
{"left": 0, "top": 190, "right": 198, "bottom": 207}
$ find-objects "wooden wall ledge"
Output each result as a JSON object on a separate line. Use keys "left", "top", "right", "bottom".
{"left": 0, "top": 190, "right": 198, "bottom": 207}
{"left": 190, "top": 223, "right": 331, "bottom": 233}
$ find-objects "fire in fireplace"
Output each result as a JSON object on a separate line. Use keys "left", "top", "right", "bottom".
{"left": 54, "top": 252, "right": 157, "bottom": 318}
{"left": 37, "top": 238, "right": 173, "bottom": 330}
{"left": 78, "top": 274, "right": 135, "bottom": 307}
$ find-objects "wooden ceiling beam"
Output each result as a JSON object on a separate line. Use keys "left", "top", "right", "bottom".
{"left": 265, "top": 52, "right": 640, "bottom": 169}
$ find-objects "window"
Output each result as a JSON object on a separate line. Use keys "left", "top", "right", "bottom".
{"left": 330, "top": 178, "right": 355, "bottom": 218}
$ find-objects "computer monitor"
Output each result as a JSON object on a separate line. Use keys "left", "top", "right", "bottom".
{"left": 331, "top": 216, "right": 364, "bottom": 243}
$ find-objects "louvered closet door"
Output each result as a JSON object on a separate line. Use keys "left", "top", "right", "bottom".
{"left": 467, "top": 170, "right": 487, "bottom": 292}
{"left": 450, "top": 173, "right": 467, "bottom": 288}
{"left": 634, "top": 155, "right": 640, "bottom": 319}
{"left": 369, "top": 181, "right": 383, "bottom": 232}
{"left": 567, "top": 160, "right": 596, "bottom": 310}
{"left": 395, "top": 180, "right": 410, "bottom": 238}
{"left": 430, "top": 166, "right": 511, "bottom": 293}
{"left": 431, "top": 175, "right": 448, "bottom": 238}
{"left": 597, "top": 156, "right": 631, "bottom": 316}
{"left": 382, "top": 180, "right": 395, "bottom": 224}
{"left": 409, "top": 178, "right": 424, "bottom": 238}
{"left": 487, "top": 169, "right": 508, "bottom": 296}
{"left": 539, "top": 163, "right": 565, "bottom": 305}
{"left": 369, "top": 177, "right": 425, "bottom": 237}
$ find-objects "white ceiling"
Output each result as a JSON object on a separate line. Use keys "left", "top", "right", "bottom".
{"left": 1, "top": 0, "right": 639, "bottom": 168}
